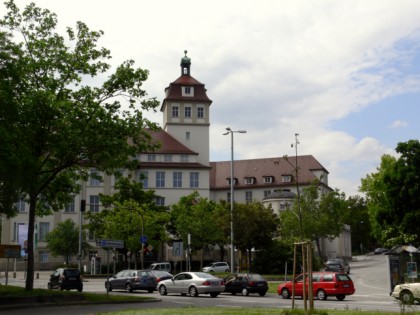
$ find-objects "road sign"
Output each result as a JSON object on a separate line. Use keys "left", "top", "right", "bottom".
{"left": 172, "top": 241, "right": 184, "bottom": 257}
{"left": 140, "top": 235, "right": 148, "bottom": 244}
{"left": 0, "top": 244, "right": 21, "bottom": 258}
{"left": 99, "top": 239, "right": 124, "bottom": 249}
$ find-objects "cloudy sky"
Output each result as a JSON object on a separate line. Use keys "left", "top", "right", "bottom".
{"left": 6, "top": 0, "right": 420, "bottom": 196}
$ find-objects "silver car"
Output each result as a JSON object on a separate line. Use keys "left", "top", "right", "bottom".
{"left": 157, "top": 272, "right": 225, "bottom": 297}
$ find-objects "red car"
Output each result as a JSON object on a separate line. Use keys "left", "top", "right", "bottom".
{"left": 278, "top": 271, "right": 355, "bottom": 301}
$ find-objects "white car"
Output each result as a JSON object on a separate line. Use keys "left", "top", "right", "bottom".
{"left": 157, "top": 272, "right": 224, "bottom": 297}
{"left": 391, "top": 283, "right": 420, "bottom": 304}
{"left": 202, "top": 262, "right": 230, "bottom": 273}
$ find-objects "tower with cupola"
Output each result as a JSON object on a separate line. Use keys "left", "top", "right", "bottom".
{"left": 160, "top": 51, "right": 212, "bottom": 166}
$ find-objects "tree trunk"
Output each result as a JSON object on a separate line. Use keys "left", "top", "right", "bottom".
{"left": 25, "top": 196, "right": 37, "bottom": 291}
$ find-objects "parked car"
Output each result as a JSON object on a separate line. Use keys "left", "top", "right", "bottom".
{"left": 391, "top": 283, "right": 420, "bottom": 304}
{"left": 149, "top": 269, "right": 173, "bottom": 282}
{"left": 374, "top": 248, "right": 388, "bottom": 254}
{"left": 148, "top": 262, "right": 172, "bottom": 272}
{"left": 104, "top": 269, "right": 157, "bottom": 293}
{"left": 324, "top": 258, "right": 350, "bottom": 274}
{"left": 278, "top": 271, "right": 355, "bottom": 301}
{"left": 47, "top": 268, "right": 83, "bottom": 292}
{"left": 202, "top": 262, "right": 230, "bottom": 273}
{"left": 157, "top": 272, "right": 225, "bottom": 297}
{"left": 224, "top": 273, "right": 269, "bottom": 296}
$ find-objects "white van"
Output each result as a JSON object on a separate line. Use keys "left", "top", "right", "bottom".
{"left": 148, "top": 262, "right": 171, "bottom": 272}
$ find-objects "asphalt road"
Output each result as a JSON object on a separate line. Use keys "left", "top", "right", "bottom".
{"left": 2, "top": 254, "right": 419, "bottom": 314}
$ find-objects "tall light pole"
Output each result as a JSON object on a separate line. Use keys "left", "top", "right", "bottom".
{"left": 223, "top": 127, "right": 246, "bottom": 272}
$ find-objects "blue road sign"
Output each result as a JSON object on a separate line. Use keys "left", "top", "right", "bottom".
{"left": 99, "top": 239, "right": 124, "bottom": 249}
{"left": 140, "top": 235, "right": 148, "bottom": 244}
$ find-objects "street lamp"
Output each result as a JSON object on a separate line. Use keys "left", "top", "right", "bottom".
{"left": 223, "top": 127, "right": 246, "bottom": 272}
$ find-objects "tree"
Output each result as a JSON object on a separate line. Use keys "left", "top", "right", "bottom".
{"left": 234, "top": 201, "right": 280, "bottom": 271}
{"left": 46, "top": 219, "right": 90, "bottom": 265}
{"left": 360, "top": 140, "right": 420, "bottom": 246}
{"left": 169, "top": 192, "right": 221, "bottom": 269}
{"left": 0, "top": 0, "right": 159, "bottom": 290}
{"left": 280, "top": 181, "right": 348, "bottom": 259}
{"left": 85, "top": 177, "right": 170, "bottom": 268}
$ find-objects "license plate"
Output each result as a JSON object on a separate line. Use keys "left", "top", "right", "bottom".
{"left": 343, "top": 284, "right": 349, "bottom": 288}
{"left": 69, "top": 277, "right": 76, "bottom": 281}
{"left": 257, "top": 283, "right": 264, "bottom": 286}
{"left": 211, "top": 281, "right": 219, "bottom": 286}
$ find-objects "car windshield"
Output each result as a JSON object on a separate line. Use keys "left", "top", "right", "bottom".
{"left": 248, "top": 274, "right": 265, "bottom": 281}
{"left": 195, "top": 272, "right": 217, "bottom": 278}
{"left": 64, "top": 269, "right": 80, "bottom": 276}
{"left": 336, "top": 274, "right": 352, "bottom": 281}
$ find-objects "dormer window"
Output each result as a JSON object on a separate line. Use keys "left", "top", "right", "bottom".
{"left": 227, "top": 178, "right": 237, "bottom": 186}
{"left": 263, "top": 176, "right": 273, "bottom": 183}
{"left": 244, "top": 177, "right": 255, "bottom": 185}
{"left": 182, "top": 86, "right": 194, "bottom": 97}
{"left": 282, "top": 175, "right": 292, "bottom": 183}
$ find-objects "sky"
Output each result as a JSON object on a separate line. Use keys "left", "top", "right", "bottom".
{"left": 5, "top": 0, "right": 420, "bottom": 196}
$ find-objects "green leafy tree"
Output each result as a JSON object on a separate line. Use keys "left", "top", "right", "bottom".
{"left": 234, "top": 201, "right": 280, "bottom": 271}
{"left": 360, "top": 140, "right": 420, "bottom": 246}
{"left": 86, "top": 177, "right": 170, "bottom": 268}
{"left": 280, "top": 182, "right": 348, "bottom": 259}
{"left": 169, "top": 192, "right": 221, "bottom": 269}
{"left": 45, "top": 219, "right": 90, "bottom": 265}
{"left": 0, "top": 1, "right": 159, "bottom": 290}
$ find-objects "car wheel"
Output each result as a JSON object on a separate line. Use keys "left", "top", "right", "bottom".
{"left": 241, "top": 287, "right": 249, "bottom": 296}
{"left": 148, "top": 289, "right": 154, "bottom": 293}
{"left": 281, "top": 288, "right": 290, "bottom": 299}
{"left": 47, "top": 282, "right": 52, "bottom": 290}
{"left": 189, "top": 286, "right": 199, "bottom": 297}
{"left": 210, "top": 292, "right": 219, "bottom": 298}
{"left": 401, "top": 290, "right": 414, "bottom": 305}
{"left": 106, "top": 283, "right": 113, "bottom": 292}
{"left": 159, "top": 285, "right": 167, "bottom": 296}
{"left": 336, "top": 294, "right": 345, "bottom": 301}
{"left": 259, "top": 291, "right": 267, "bottom": 297}
{"left": 125, "top": 283, "right": 133, "bottom": 293}
{"left": 317, "top": 289, "right": 327, "bottom": 300}
{"left": 225, "top": 269, "right": 229, "bottom": 272}
{"left": 77, "top": 287, "right": 83, "bottom": 292}
{"left": 58, "top": 284, "right": 64, "bottom": 291}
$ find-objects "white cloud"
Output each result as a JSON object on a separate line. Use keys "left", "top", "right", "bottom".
{"left": 390, "top": 120, "right": 409, "bottom": 128}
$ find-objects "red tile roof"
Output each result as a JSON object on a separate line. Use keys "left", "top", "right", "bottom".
{"left": 145, "top": 129, "right": 198, "bottom": 155}
{"left": 210, "top": 155, "right": 328, "bottom": 190}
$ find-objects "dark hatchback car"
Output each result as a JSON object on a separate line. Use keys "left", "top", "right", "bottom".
{"left": 105, "top": 269, "right": 157, "bottom": 293}
{"left": 224, "top": 273, "right": 269, "bottom": 296}
{"left": 149, "top": 269, "right": 173, "bottom": 283}
{"left": 324, "top": 259, "right": 350, "bottom": 274}
{"left": 48, "top": 268, "right": 83, "bottom": 292}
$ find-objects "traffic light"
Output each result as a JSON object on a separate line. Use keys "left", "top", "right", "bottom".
{"left": 80, "top": 199, "right": 86, "bottom": 212}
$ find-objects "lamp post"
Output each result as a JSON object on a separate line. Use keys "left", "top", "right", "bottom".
{"left": 223, "top": 127, "right": 246, "bottom": 272}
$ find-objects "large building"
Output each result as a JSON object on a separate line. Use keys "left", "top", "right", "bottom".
{"left": 0, "top": 52, "right": 351, "bottom": 271}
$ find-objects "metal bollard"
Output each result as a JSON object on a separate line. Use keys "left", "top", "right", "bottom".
{"left": 36, "top": 272, "right": 39, "bottom": 279}
{"left": 13, "top": 272, "right": 16, "bottom": 278}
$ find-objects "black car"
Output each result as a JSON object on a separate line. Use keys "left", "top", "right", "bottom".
{"left": 148, "top": 269, "right": 173, "bottom": 283}
{"left": 223, "top": 273, "right": 269, "bottom": 296}
{"left": 105, "top": 269, "right": 157, "bottom": 293}
{"left": 47, "top": 268, "right": 83, "bottom": 292}
{"left": 324, "top": 259, "right": 350, "bottom": 274}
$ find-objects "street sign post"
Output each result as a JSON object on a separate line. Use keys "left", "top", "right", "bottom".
{"left": 98, "top": 239, "right": 124, "bottom": 249}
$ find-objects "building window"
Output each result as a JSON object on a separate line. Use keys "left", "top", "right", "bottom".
{"left": 244, "top": 177, "right": 255, "bottom": 184}
{"left": 89, "top": 195, "right": 100, "bottom": 212}
{"left": 155, "top": 197, "right": 165, "bottom": 206}
{"left": 185, "top": 87, "right": 191, "bottom": 94}
{"left": 263, "top": 176, "right": 273, "bottom": 183}
{"left": 185, "top": 106, "right": 191, "bottom": 117}
{"left": 245, "top": 191, "right": 253, "bottom": 203}
{"left": 264, "top": 190, "right": 271, "bottom": 198}
{"left": 64, "top": 196, "right": 75, "bottom": 213}
{"left": 39, "top": 222, "right": 50, "bottom": 241}
{"left": 282, "top": 175, "right": 292, "bottom": 183}
{"left": 197, "top": 107, "right": 204, "bottom": 118}
{"left": 16, "top": 198, "right": 26, "bottom": 213}
{"left": 156, "top": 171, "right": 165, "bottom": 188}
{"left": 164, "top": 154, "right": 172, "bottom": 162}
{"left": 139, "top": 171, "right": 148, "bottom": 188}
{"left": 181, "top": 155, "right": 189, "bottom": 162}
{"left": 172, "top": 105, "right": 179, "bottom": 117}
{"left": 173, "top": 172, "right": 182, "bottom": 188}
{"left": 227, "top": 178, "right": 237, "bottom": 186}
{"left": 280, "top": 202, "right": 290, "bottom": 210}
{"left": 89, "top": 168, "right": 101, "bottom": 186}
{"left": 147, "top": 154, "right": 156, "bottom": 161}
{"left": 39, "top": 251, "right": 49, "bottom": 263}
{"left": 186, "top": 131, "right": 190, "bottom": 141}
{"left": 190, "top": 172, "right": 199, "bottom": 188}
